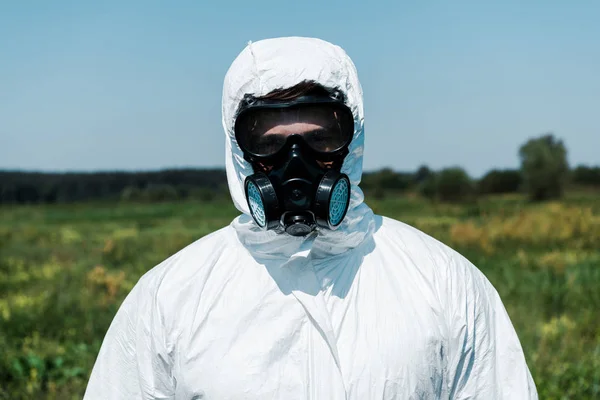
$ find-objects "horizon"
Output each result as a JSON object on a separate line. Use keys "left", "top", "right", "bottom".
{"left": 2, "top": 157, "right": 598, "bottom": 180}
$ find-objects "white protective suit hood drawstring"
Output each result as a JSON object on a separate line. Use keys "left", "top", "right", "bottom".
{"left": 222, "top": 37, "right": 376, "bottom": 259}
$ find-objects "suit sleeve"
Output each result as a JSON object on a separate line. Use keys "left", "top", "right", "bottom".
{"left": 83, "top": 274, "right": 175, "bottom": 400}
{"left": 445, "top": 253, "right": 538, "bottom": 399}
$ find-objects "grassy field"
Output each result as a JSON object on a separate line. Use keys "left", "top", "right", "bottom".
{"left": 1, "top": 192, "right": 599, "bottom": 399}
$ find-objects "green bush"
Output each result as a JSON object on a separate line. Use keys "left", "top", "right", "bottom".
{"left": 420, "top": 167, "right": 474, "bottom": 203}
{"left": 572, "top": 165, "right": 600, "bottom": 187}
{"left": 419, "top": 173, "right": 437, "bottom": 200}
{"left": 361, "top": 168, "right": 415, "bottom": 200}
{"left": 477, "top": 169, "right": 522, "bottom": 195}
{"left": 436, "top": 167, "right": 474, "bottom": 202}
{"left": 362, "top": 168, "right": 413, "bottom": 194}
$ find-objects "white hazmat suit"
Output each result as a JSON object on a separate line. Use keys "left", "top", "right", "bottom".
{"left": 84, "top": 37, "right": 537, "bottom": 399}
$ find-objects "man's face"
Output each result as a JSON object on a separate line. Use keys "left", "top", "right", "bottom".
{"left": 245, "top": 106, "right": 343, "bottom": 156}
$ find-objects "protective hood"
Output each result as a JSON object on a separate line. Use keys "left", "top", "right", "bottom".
{"left": 222, "top": 37, "right": 376, "bottom": 258}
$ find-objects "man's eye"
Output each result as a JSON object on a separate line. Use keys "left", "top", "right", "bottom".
{"left": 305, "top": 130, "right": 330, "bottom": 141}
{"left": 254, "top": 135, "right": 286, "bottom": 154}
{"left": 260, "top": 135, "right": 285, "bottom": 146}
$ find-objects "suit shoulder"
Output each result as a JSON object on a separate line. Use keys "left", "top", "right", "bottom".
{"left": 374, "top": 215, "right": 488, "bottom": 284}
{"left": 376, "top": 215, "right": 454, "bottom": 261}
{"left": 135, "top": 225, "right": 237, "bottom": 293}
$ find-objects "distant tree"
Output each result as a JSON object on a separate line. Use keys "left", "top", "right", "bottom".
{"left": 414, "top": 165, "right": 432, "bottom": 184}
{"left": 477, "top": 169, "right": 522, "bottom": 194}
{"left": 572, "top": 165, "right": 600, "bottom": 187}
{"left": 519, "top": 133, "right": 569, "bottom": 201}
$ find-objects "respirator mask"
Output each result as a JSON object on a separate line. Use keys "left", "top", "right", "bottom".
{"left": 234, "top": 88, "right": 354, "bottom": 236}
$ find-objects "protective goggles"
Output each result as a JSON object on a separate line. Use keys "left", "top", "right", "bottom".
{"left": 234, "top": 92, "right": 355, "bottom": 159}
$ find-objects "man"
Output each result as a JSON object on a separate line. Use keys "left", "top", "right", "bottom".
{"left": 84, "top": 37, "right": 537, "bottom": 399}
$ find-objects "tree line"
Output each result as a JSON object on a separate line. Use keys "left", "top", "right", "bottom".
{"left": 0, "top": 169, "right": 228, "bottom": 204}
{"left": 1, "top": 134, "right": 598, "bottom": 205}
{"left": 363, "top": 134, "right": 598, "bottom": 202}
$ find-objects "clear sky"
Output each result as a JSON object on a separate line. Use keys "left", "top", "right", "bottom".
{"left": 1, "top": 0, "right": 598, "bottom": 177}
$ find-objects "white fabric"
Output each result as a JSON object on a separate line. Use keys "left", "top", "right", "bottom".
{"left": 84, "top": 37, "right": 537, "bottom": 399}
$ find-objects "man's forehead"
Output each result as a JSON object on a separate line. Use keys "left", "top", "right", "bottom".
{"left": 263, "top": 122, "right": 328, "bottom": 136}
{"left": 247, "top": 104, "right": 339, "bottom": 130}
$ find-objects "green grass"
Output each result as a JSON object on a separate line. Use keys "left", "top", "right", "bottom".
{"left": 1, "top": 193, "right": 599, "bottom": 399}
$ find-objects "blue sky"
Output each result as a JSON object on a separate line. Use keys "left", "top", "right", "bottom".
{"left": 1, "top": 0, "right": 598, "bottom": 177}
